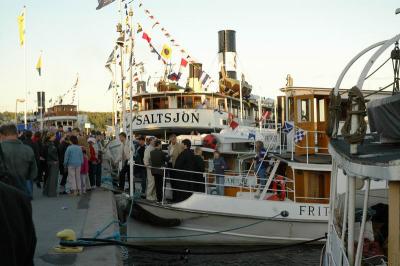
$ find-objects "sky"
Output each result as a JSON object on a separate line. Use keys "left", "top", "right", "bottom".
{"left": 0, "top": 0, "right": 399, "bottom": 112}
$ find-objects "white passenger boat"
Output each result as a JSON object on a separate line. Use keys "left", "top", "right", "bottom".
{"left": 104, "top": 6, "right": 391, "bottom": 246}
{"left": 114, "top": 25, "right": 396, "bottom": 245}
{"left": 323, "top": 28, "right": 400, "bottom": 265}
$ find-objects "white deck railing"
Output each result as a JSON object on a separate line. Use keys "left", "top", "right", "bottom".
{"left": 132, "top": 163, "right": 313, "bottom": 204}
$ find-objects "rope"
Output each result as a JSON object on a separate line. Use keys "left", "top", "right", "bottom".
{"left": 60, "top": 235, "right": 326, "bottom": 256}
{"left": 364, "top": 81, "right": 394, "bottom": 98}
{"left": 341, "top": 86, "right": 367, "bottom": 144}
{"left": 326, "top": 88, "right": 341, "bottom": 138}
{"left": 364, "top": 57, "right": 390, "bottom": 81}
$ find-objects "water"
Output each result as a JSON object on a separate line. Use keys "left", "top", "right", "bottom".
{"left": 124, "top": 245, "right": 322, "bottom": 265}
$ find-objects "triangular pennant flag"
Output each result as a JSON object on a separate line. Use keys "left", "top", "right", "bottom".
{"left": 36, "top": 55, "right": 42, "bottom": 76}
{"left": 137, "top": 23, "right": 142, "bottom": 33}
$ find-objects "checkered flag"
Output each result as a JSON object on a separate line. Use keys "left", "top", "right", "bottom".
{"left": 294, "top": 128, "right": 305, "bottom": 143}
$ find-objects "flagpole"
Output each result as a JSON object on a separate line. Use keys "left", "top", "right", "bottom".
{"left": 128, "top": 5, "right": 134, "bottom": 198}
{"left": 118, "top": 0, "right": 126, "bottom": 133}
{"left": 113, "top": 58, "right": 118, "bottom": 135}
{"left": 24, "top": 5, "right": 27, "bottom": 129}
{"left": 258, "top": 96, "right": 262, "bottom": 132}
{"left": 40, "top": 50, "right": 44, "bottom": 131}
{"left": 239, "top": 77, "right": 243, "bottom": 123}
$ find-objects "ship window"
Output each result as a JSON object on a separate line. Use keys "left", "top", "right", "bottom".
{"left": 217, "top": 99, "right": 225, "bottom": 111}
{"left": 318, "top": 99, "right": 325, "bottom": 122}
{"left": 299, "top": 99, "right": 311, "bottom": 122}
{"left": 177, "top": 96, "right": 202, "bottom": 109}
{"left": 288, "top": 97, "right": 294, "bottom": 121}
{"left": 145, "top": 97, "right": 168, "bottom": 110}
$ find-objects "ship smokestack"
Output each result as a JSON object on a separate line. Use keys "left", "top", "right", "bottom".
{"left": 218, "top": 30, "right": 237, "bottom": 80}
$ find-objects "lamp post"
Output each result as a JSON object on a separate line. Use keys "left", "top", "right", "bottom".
{"left": 15, "top": 98, "right": 25, "bottom": 123}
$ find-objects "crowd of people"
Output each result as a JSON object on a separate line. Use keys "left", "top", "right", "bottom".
{"left": 118, "top": 133, "right": 229, "bottom": 203}
{"left": 0, "top": 124, "right": 106, "bottom": 199}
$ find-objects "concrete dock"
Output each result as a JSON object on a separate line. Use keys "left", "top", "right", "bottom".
{"left": 32, "top": 187, "right": 122, "bottom": 266}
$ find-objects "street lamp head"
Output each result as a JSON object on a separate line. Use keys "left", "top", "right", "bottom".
{"left": 396, "top": 8, "right": 400, "bottom": 15}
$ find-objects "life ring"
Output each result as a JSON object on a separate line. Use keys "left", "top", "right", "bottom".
{"left": 266, "top": 175, "right": 286, "bottom": 201}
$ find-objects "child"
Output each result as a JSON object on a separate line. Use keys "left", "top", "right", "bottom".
{"left": 80, "top": 148, "right": 90, "bottom": 193}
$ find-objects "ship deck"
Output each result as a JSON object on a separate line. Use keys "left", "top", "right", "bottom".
{"left": 329, "top": 136, "right": 400, "bottom": 180}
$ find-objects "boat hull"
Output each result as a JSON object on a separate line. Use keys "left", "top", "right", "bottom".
{"left": 127, "top": 196, "right": 328, "bottom": 245}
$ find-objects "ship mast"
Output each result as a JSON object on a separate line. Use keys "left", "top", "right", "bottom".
{"left": 128, "top": 5, "right": 134, "bottom": 198}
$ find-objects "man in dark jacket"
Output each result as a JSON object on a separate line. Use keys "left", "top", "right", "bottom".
{"left": 22, "top": 131, "right": 40, "bottom": 189}
{"left": 150, "top": 140, "right": 167, "bottom": 202}
{"left": 0, "top": 124, "right": 37, "bottom": 197}
{"left": 174, "top": 139, "right": 195, "bottom": 202}
{"left": 134, "top": 136, "right": 147, "bottom": 196}
{"left": 0, "top": 181, "right": 36, "bottom": 266}
{"left": 58, "top": 136, "right": 71, "bottom": 194}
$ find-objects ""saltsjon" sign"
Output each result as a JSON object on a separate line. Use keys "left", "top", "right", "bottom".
{"left": 129, "top": 109, "right": 225, "bottom": 130}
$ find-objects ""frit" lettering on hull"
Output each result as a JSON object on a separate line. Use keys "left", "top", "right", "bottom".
{"left": 299, "top": 205, "right": 329, "bottom": 216}
{"left": 133, "top": 112, "right": 200, "bottom": 126}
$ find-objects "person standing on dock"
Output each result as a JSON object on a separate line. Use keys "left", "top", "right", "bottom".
{"left": 150, "top": 140, "right": 168, "bottom": 202}
{"left": 118, "top": 132, "right": 131, "bottom": 191}
{"left": 0, "top": 124, "right": 37, "bottom": 197}
{"left": 213, "top": 151, "right": 227, "bottom": 196}
{"left": 22, "top": 130, "right": 40, "bottom": 192}
{"left": 167, "top": 134, "right": 184, "bottom": 202}
{"left": 144, "top": 137, "right": 157, "bottom": 201}
{"left": 88, "top": 137, "right": 98, "bottom": 190}
{"left": 42, "top": 132, "right": 59, "bottom": 197}
{"left": 58, "top": 135, "right": 71, "bottom": 194}
{"left": 94, "top": 131, "right": 104, "bottom": 187}
{"left": 174, "top": 139, "right": 195, "bottom": 201}
{"left": 33, "top": 131, "right": 45, "bottom": 188}
{"left": 64, "top": 136, "right": 84, "bottom": 195}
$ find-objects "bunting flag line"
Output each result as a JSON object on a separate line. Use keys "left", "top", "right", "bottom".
{"left": 138, "top": 2, "right": 218, "bottom": 85}
{"left": 137, "top": 23, "right": 142, "bottom": 33}
{"left": 107, "top": 81, "right": 113, "bottom": 91}
{"left": 142, "top": 32, "right": 151, "bottom": 43}
{"left": 17, "top": 8, "right": 25, "bottom": 47}
{"left": 160, "top": 43, "right": 172, "bottom": 59}
{"left": 36, "top": 55, "right": 42, "bottom": 76}
{"left": 96, "top": 0, "right": 116, "bottom": 10}
{"left": 199, "top": 71, "right": 210, "bottom": 85}
{"left": 105, "top": 46, "right": 117, "bottom": 75}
